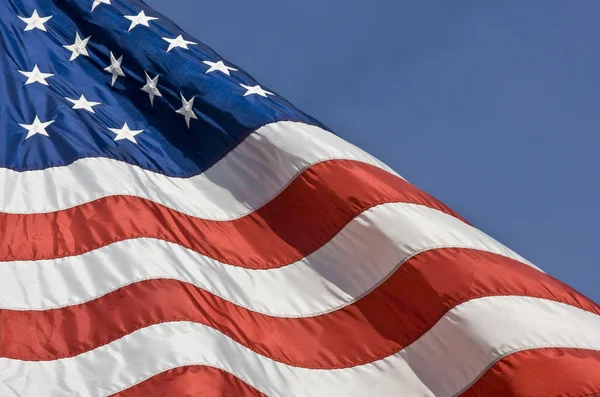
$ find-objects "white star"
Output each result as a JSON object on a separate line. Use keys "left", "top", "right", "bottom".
{"left": 203, "top": 60, "right": 238, "bottom": 76}
{"left": 103, "top": 51, "right": 125, "bottom": 86}
{"left": 66, "top": 95, "right": 101, "bottom": 113}
{"left": 19, "top": 116, "right": 55, "bottom": 140}
{"left": 162, "top": 35, "right": 197, "bottom": 53}
{"left": 108, "top": 122, "right": 143, "bottom": 144}
{"left": 124, "top": 10, "right": 158, "bottom": 31}
{"left": 176, "top": 94, "right": 198, "bottom": 128}
{"left": 240, "top": 84, "right": 274, "bottom": 98}
{"left": 91, "top": 0, "right": 110, "bottom": 11}
{"left": 18, "top": 65, "right": 54, "bottom": 86}
{"left": 63, "top": 32, "right": 91, "bottom": 61}
{"left": 18, "top": 9, "right": 52, "bottom": 32}
{"left": 141, "top": 72, "right": 162, "bottom": 106}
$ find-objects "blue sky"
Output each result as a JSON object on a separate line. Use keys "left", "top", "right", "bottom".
{"left": 145, "top": 0, "right": 600, "bottom": 303}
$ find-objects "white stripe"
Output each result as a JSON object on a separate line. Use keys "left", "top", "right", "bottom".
{"left": 405, "top": 297, "right": 600, "bottom": 396}
{"left": 1, "top": 203, "right": 537, "bottom": 315}
{"left": 1, "top": 297, "right": 598, "bottom": 397}
{"left": 0, "top": 121, "right": 399, "bottom": 218}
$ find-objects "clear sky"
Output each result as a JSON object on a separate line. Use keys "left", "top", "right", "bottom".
{"left": 145, "top": 0, "right": 600, "bottom": 303}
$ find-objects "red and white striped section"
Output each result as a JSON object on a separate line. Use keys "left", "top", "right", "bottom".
{"left": 0, "top": 204, "right": 532, "bottom": 315}
{"left": 2, "top": 121, "right": 599, "bottom": 396}
{"left": 2, "top": 298, "right": 600, "bottom": 397}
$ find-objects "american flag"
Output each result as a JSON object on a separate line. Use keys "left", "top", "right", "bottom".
{"left": 1, "top": 0, "right": 599, "bottom": 396}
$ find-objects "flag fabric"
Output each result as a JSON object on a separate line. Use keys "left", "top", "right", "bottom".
{"left": 1, "top": 0, "right": 600, "bottom": 396}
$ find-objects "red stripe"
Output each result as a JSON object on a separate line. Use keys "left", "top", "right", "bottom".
{"left": 4, "top": 248, "right": 599, "bottom": 368}
{"left": 460, "top": 348, "right": 600, "bottom": 397}
{"left": 0, "top": 159, "right": 462, "bottom": 267}
{"left": 109, "top": 365, "right": 267, "bottom": 397}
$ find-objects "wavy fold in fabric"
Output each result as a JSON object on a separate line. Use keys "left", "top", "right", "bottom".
{"left": 0, "top": 0, "right": 598, "bottom": 396}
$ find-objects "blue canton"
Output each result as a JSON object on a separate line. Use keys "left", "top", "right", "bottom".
{"left": 1, "top": 0, "right": 323, "bottom": 177}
